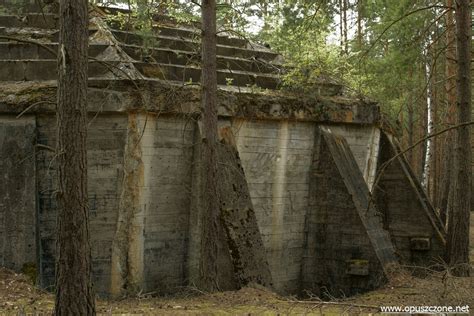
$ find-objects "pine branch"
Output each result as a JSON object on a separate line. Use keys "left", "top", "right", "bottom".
{"left": 360, "top": 4, "right": 452, "bottom": 61}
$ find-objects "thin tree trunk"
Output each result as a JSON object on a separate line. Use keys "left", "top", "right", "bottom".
{"left": 199, "top": 0, "right": 219, "bottom": 291}
{"left": 422, "top": 57, "right": 433, "bottom": 190}
{"left": 357, "top": 0, "right": 363, "bottom": 49}
{"left": 430, "top": 50, "right": 438, "bottom": 203}
{"left": 407, "top": 97, "right": 414, "bottom": 164}
{"left": 439, "top": 0, "right": 456, "bottom": 226}
{"left": 446, "top": 0, "right": 471, "bottom": 277}
{"left": 343, "top": 0, "right": 348, "bottom": 53}
{"left": 55, "top": 0, "right": 95, "bottom": 314}
{"left": 417, "top": 68, "right": 429, "bottom": 181}
{"left": 339, "top": 0, "right": 344, "bottom": 53}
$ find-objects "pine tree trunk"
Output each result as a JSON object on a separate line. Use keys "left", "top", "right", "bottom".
{"left": 357, "top": 0, "right": 363, "bottom": 49}
{"left": 55, "top": 0, "right": 95, "bottom": 314}
{"left": 407, "top": 98, "right": 414, "bottom": 164}
{"left": 439, "top": 0, "right": 457, "bottom": 226}
{"left": 199, "top": 0, "right": 220, "bottom": 291}
{"left": 342, "top": 0, "right": 348, "bottom": 53}
{"left": 446, "top": 0, "right": 471, "bottom": 277}
{"left": 339, "top": 0, "right": 344, "bottom": 53}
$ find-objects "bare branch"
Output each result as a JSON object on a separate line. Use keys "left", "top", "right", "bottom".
{"left": 16, "top": 100, "right": 55, "bottom": 118}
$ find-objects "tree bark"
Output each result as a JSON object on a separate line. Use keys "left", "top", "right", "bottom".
{"left": 199, "top": 0, "right": 220, "bottom": 291}
{"left": 342, "top": 0, "right": 348, "bottom": 53}
{"left": 339, "top": 0, "right": 344, "bottom": 53}
{"left": 446, "top": 0, "right": 471, "bottom": 277}
{"left": 357, "top": 0, "right": 364, "bottom": 49}
{"left": 407, "top": 97, "right": 414, "bottom": 164}
{"left": 55, "top": 0, "right": 95, "bottom": 314}
{"left": 439, "top": 0, "right": 457, "bottom": 226}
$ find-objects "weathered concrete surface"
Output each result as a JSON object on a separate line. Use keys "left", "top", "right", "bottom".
{"left": 374, "top": 133, "right": 446, "bottom": 267}
{"left": 217, "top": 125, "right": 273, "bottom": 288}
{"left": 326, "top": 125, "right": 381, "bottom": 190}
{"left": 0, "top": 0, "right": 447, "bottom": 299}
{"left": 232, "top": 119, "right": 315, "bottom": 294}
{"left": 36, "top": 114, "right": 127, "bottom": 294}
{"left": 0, "top": 115, "right": 36, "bottom": 273}
{"left": 36, "top": 113, "right": 196, "bottom": 295}
{"left": 0, "top": 110, "right": 446, "bottom": 297}
{"left": 188, "top": 121, "right": 239, "bottom": 290}
{"left": 0, "top": 80, "right": 380, "bottom": 126}
{"left": 139, "top": 115, "right": 195, "bottom": 293}
{"left": 110, "top": 113, "right": 145, "bottom": 297}
{"left": 186, "top": 122, "right": 273, "bottom": 290}
{"left": 301, "top": 127, "right": 397, "bottom": 297}
{"left": 186, "top": 122, "right": 203, "bottom": 287}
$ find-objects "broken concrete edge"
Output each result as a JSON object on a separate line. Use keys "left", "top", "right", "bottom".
{"left": 0, "top": 79, "right": 380, "bottom": 125}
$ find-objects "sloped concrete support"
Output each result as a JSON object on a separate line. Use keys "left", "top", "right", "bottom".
{"left": 187, "top": 121, "right": 237, "bottom": 291}
{"left": 324, "top": 125, "right": 381, "bottom": 190}
{"left": 187, "top": 121, "right": 273, "bottom": 290}
{"left": 373, "top": 132, "right": 446, "bottom": 267}
{"left": 302, "top": 127, "right": 397, "bottom": 297}
{"left": 218, "top": 126, "right": 273, "bottom": 288}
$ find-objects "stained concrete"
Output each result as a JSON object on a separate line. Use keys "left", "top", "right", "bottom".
{"left": 301, "top": 127, "right": 397, "bottom": 297}
{"left": 0, "top": 0, "right": 447, "bottom": 298}
{"left": 0, "top": 115, "right": 447, "bottom": 297}
{"left": 110, "top": 113, "right": 145, "bottom": 297}
{"left": 325, "top": 125, "right": 381, "bottom": 190}
{"left": 374, "top": 132, "right": 446, "bottom": 267}
{"left": 26, "top": 114, "right": 390, "bottom": 296}
{"left": 217, "top": 125, "right": 273, "bottom": 288}
{"left": 0, "top": 116, "right": 36, "bottom": 273}
{"left": 232, "top": 119, "right": 314, "bottom": 293}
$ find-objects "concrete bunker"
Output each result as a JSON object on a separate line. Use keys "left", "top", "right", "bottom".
{"left": 0, "top": 1, "right": 446, "bottom": 297}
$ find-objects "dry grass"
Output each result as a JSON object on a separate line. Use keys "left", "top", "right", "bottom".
{"left": 0, "top": 218, "right": 473, "bottom": 315}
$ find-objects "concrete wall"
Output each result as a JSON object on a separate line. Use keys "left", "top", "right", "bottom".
{"left": 36, "top": 114, "right": 127, "bottom": 293}
{"left": 0, "top": 115, "right": 36, "bottom": 273}
{"left": 35, "top": 114, "right": 195, "bottom": 295}
{"left": 302, "top": 129, "right": 394, "bottom": 297}
{"left": 231, "top": 119, "right": 379, "bottom": 294}
{"left": 324, "top": 125, "right": 380, "bottom": 190}
{"left": 0, "top": 113, "right": 396, "bottom": 296}
{"left": 374, "top": 133, "right": 445, "bottom": 266}
{"left": 138, "top": 115, "right": 195, "bottom": 293}
{"left": 232, "top": 119, "right": 314, "bottom": 293}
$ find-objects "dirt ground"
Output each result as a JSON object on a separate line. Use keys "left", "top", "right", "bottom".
{"left": 0, "top": 218, "right": 473, "bottom": 315}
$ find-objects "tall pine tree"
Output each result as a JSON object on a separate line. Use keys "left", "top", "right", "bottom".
{"left": 55, "top": 0, "right": 96, "bottom": 314}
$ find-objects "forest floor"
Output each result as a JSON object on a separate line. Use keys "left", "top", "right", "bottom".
{"left": 0, "top": 217, "right": 473, "bottom": 315}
